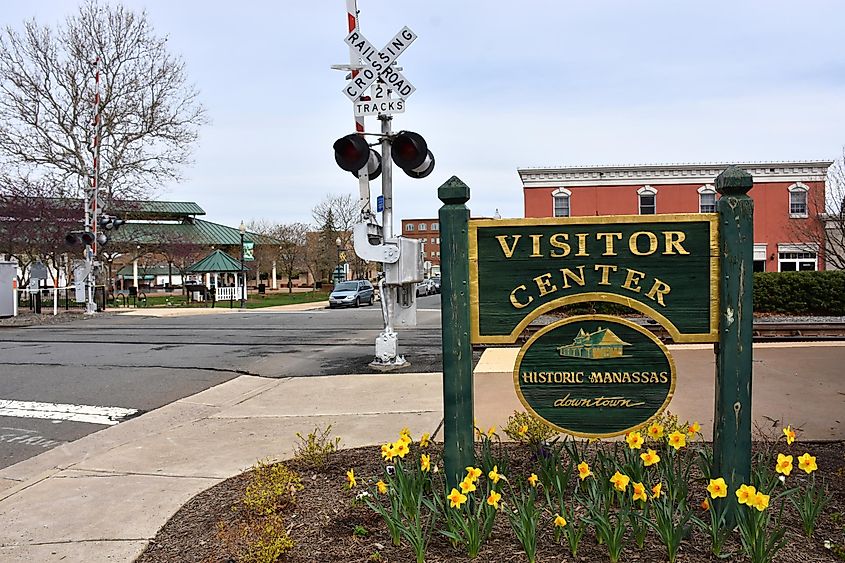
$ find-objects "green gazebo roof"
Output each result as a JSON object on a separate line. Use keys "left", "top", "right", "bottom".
{"left": 186, "top": 250, "right": 247, "bottom": 273}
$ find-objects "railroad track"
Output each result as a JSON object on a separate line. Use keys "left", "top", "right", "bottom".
{"left": 512, "top": 321, "right": 845, "bottom": 345}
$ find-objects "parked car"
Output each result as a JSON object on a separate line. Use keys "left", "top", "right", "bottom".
{"left": 430, "top": 277, "right": 441, "bottom": 294}
{"left": 329, "top": 280, "right": 375, "bottom": 308}
{"left": 416, "top": 278, "right": 436, "bottom": 297}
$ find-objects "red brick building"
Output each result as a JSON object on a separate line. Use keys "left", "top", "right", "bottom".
{"left": 519, "top": 161, "right": 832, "bottom": 272}
{"left": 400, "top": 218, "right": 441, "bottom": 275}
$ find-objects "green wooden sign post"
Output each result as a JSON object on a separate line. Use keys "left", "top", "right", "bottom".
{"left": 713, "top": 165, "right": 754, "bottom": 522}
{"left": 438, "top": 176, "right": 475, "bottom": 487}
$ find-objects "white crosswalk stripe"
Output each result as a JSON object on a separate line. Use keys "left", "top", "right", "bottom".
{"left": 0, "top": 399, "right": 138, "bottom": 426}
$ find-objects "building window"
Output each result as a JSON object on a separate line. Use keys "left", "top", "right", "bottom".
{"left": 698, "top": 185, "right": 717, "bottom": 213}
{"left": 638, "top": 186, "right": 657, "bottom": 215}
{"left": 753, "top": 244, "right": 767, "bottom": 272}
{"left": 788, "top": 183, "right": 809, "bottom": 217}
{"left": 432, "top": 223, "right": 439, "bottom": 231}
{"left": 418, "top": 223, "right": 427, "bottom": 230}
{"left": 777, "top": 244, "right": 818, "bottom": 271}
{"left": 405, "top": 224, "right": 414, "bottom": 232}
{"left": 552, "top": 188, "right": 571, "bottom": 218}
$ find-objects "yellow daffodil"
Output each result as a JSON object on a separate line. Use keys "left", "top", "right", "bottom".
{"left": 553, "top": 514, "right": 567, "bottom": 527}
{"left": 397, "top": 433, "right": 412, "bottom": 446}
{"left": 346, "top": 469, "right": 356, "bottom": 489}
{"left": 394, "top": 441, "right": 410, "bottom": 458}
{"left": 640, "top": 449, "right": 660, "bottom": 467}
{"left": 625, "top": 431, "right": 644, "bottom": 450}
{"left": 647, "top": 422, "right": 664, "bottom": 440}
{"left": 381, "top": 443, "right": 394, "bottom": 461}
{"left": 518, "top": 424, "right": 528, "bottom": 436}
{"left": 488, "top": 465, "right": 502, "bottom": 484}
{"left": 527, "top": 473, "right": 539, "bottom": 487}
{"left": 632, "top": 481, "right": 647, "bottom": 502}
{"left": 610, "top": 471, "right": 630, "bottom": 492}
{"left": 459, "top": 478, "right": 477, "bottom": 494}
{"left": 701, "top": 498, "right": 709, "bottom": 511}
{"left": 651, "top": 482, "right": 662, "bottom": 499}
{"left": 487, "top": 490, "right": 502, "bottom": 509}
{"left": 420, "top": 454, "right": 431, "bottom": 472}
{"left": 419, "top": 432, "right": 431, "bottom": 448}
{"left": 752, "top": 491, "right": 770, "bottom": 512}
{"left": 668, "top": 430, "right": 686, "bottom": 450}
{"left": 687, "top": 421, "right": 701, "bottom": 436}
{"left": 487, "top": 425, "right": 496, "bottom": 438}
{"left": 399, "top": 426, "right": 411, "bottom": 439}
{"left": 448, "top": 487, "right": 467, "bottom": 508}
{"left": 797, "top": 452, "right": 817, "bottom": 474}
{"left": 707, "top": 477, "right": 728, "bottom": 498}
{"left": 376, "top": 480, "right": 388, "bottom": 494}
{"left": 775, "top": 453, "right": 793, "bottom": 476}
{"left": 465, "top": 466, "right": 482, "bottom": 482}
{"left": 783, "top": 425, "right": 796, "bottom": 445}
{"left": 736, "top": 484, "right": 757, "bottom": 505}
{"left": 577, "top": 461, "right": 592, "bottom": 480}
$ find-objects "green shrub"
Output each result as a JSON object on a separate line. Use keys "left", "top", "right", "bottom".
{"left": 294, "top": 424, "right": 342, "bottom": 468}
{"left": 243, "top": 460, "right": 303, "bottom": 516}
{"left": 753, "top": 271, "right": 845, "bottom": 315}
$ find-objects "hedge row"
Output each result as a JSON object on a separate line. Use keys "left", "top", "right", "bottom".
{"left": 554, "top": 271, "right": 845, "bottom": 317}
{"left": 753, "top": 270, "right": 845, "bottom": 315}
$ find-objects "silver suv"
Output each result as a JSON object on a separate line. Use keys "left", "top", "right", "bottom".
{"left": 329, "top": 280, "right": 375, "bottom": 308}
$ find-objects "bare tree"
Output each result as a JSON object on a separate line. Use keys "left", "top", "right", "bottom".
{"left": 785, "top": 153, "right": 845, "bottom": 270}
{"left": 824, "top": 151, "right": 845, "bottom": 270}
{"left": 0, "top": 176, "right": 77, "bottom": 285}
{"left": 312, "top": 193, "right": 373, "bottom": 280}
{"left": 275, "top": 222, "right": 308, "bottom": 293}
{"left": 0, "top": 1, "right": 207, "bottom": 201}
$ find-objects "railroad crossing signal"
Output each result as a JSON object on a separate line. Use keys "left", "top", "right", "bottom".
{"left": 333, "top": 134, "right": 382, "bottom": 180}
{"left": 332, "top": 130, "right": 434, "bottom": 180}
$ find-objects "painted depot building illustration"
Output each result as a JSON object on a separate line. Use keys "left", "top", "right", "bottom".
{"left": 557, "top": 326, "right": 630, "bottom": 360}
{"left": 518, "top": 160, "right": 832, "bottom": 272}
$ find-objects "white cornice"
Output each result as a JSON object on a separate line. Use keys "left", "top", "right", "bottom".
{"left": 518, "top": 161, "right": 833, "bottom": 188}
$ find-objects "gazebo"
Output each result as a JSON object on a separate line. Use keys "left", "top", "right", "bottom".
{"left": 186, "top": 249, "right": 248, "bottom": 304}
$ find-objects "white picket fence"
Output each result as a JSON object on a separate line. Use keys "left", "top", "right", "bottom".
{"left": 215, "top": 286, "right": 246, "bottom": 302}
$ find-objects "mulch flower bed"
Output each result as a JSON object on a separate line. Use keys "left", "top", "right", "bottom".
{"left": 137, "top": 435, "right": 845, "bottom": 563}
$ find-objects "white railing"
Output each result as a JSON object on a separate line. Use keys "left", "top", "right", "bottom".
{"left": 14, "top": 286, "right": 76, "bottom": 316}
{"left": 215, "top": 286, "right": 245, "bottom": 302}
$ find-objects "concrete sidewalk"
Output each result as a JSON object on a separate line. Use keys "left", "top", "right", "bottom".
{"left": 117, "top": 300, "right": 328, "bottom": 317}
{"left": 0, "top": 342, "right": 842, "bottom": 561}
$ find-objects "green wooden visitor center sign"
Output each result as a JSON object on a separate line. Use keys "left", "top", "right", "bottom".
{"left": 437, "top": 167, "right": 755, "bottom": 520}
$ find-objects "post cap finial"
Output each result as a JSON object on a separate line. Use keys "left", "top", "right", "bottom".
{"left": 438, "top": 176, "right": 470, "bottom": 204}
{"left": 715, "top": 165, "right": 753, "bottom": 196}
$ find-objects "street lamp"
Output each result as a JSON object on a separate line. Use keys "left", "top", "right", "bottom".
{"left": 239, "top": 220, "right": 246, "bottom": 308}
{"left": 335, "top": 236, "right": 343, "bottom": 283}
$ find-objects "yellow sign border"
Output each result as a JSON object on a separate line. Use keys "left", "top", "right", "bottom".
{"left": 512, "top": 315, "right": 678, "bottom": 439}
{"left": 469, "top": 213, "right": 719, "bottom": 344}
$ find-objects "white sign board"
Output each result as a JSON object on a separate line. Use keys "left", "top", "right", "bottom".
{"left": 343, "top": 26, "right": 417, "bottom": 101}
{"left": 354, "top": 97, "right": 405, "bottom": 117}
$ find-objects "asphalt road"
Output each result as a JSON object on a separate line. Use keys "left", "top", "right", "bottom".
{"left": 0, "top": 293, "right": 446, "bottom": 469}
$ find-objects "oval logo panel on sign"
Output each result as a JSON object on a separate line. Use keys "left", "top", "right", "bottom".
{"left": 513, "top": 315, "right": 676, "bottom": 438}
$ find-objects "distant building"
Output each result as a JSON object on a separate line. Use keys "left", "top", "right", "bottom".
{"left": 519, "top": 161, "right": 832, "bottom": 272}
{"left": 558, "top": 327, "right": 630, "bottom": 360}
{"left": 400, "top": 218, "right": 441, "bottom": 276}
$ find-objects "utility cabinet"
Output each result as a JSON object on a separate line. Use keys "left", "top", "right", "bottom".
{"left": 0, "top": 260, "right": 17, "bottom": 317}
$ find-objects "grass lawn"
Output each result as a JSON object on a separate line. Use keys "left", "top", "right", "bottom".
{"left": 130, "top": 291, "right": 329, "bottom": 309}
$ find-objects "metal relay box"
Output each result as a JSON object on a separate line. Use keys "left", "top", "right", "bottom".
{"left": 384, "top": 237, "right": 423, "bottom": 285}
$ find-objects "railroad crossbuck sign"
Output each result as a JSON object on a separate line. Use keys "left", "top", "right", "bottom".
{"left": 468, "top": 214, "right": 719, "bottom": 437}
{"left": 343, "top": 26, "right": 417, "bottom": 117}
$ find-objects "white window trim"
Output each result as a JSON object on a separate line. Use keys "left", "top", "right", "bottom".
{"left": 697, "top": 185, "right": 717, "bottom": 213}
{"left": 776, "top": 242, "right": 819, "bottom": 272}
{"left": 552, "top": 187, "right": 571, "bottom": 217}
{"left": 637, "top": 185, "right": 657, "bottom": 214}
{"left": 788, "top": 182, "right": 809, "bottom": 219}
{"left": 405, "top": 224, "right": 414, "bottom": 232}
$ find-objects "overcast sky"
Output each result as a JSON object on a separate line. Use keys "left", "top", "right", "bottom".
{"left": 3, "top": 1, "right": 845, "bottom": 228}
